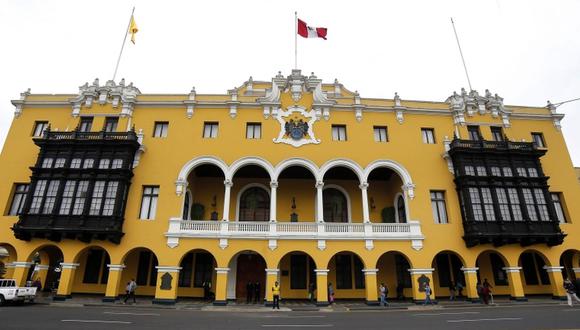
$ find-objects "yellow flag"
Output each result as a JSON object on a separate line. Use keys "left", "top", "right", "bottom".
{"left": 129, "top": 16, "right": 138, "bottom": 44}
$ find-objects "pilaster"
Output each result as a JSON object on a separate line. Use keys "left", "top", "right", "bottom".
{"left": 103, "top": 264, "right": 125, "bottom": 302}
{"left": 544, "top": 266, "right": 566, "bottom": 300}
{"left": 153, "top": 266, "right": 181, "bottom": 305}
{"left": 461, "top": 267, "right": 480, "bottom": 302}
{"left": 315, "top": 269, "right": 329, "bottom": 306}
{"left": 408, "top": 268, "right": 436, "bottom": 304}
{"left": 54, "top": 263, "right": 80, "bottom": 301}
{"left": 264, "top": 268, "right": 279, "bottom": 306}
{"left": 214, "top": 267, "right": 230, "bottom": 305}
{"left": 502, "top": 267, "right": 527, "bottom": 301}
{"left": 362, "top": 268, "right": 379, "bottom": 305}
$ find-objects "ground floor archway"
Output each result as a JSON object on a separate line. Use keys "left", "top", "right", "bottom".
{"left": 71, "top": 247, "right": 111, "bottom": 295}
{"left": 519, "top": 250, "right": 552, "bottom": 295}
{"left": 475, "top": 250, "right": 510, "bottom": 296}
{"left": 277, "top": 251, "right": 317, "bottom": 300}
{"left": 431, "top": 251, "right": 465, "bottom": 299}
{"left": 327, "top": 252, "right": 366, "bottom": 300}
{"left": 27, "top": 245, "right": 64, "bottom": 293}
{"left": 177, "top": 249, "right": 217, "bottom": 300}
{"left": 120, "top": 248, "right": 159, "bottom": 297}
{"left": 560, "top": 249, "right": 579, "bottom": 281}
{"left": 227, "top": 251, "right": 267, "bottom": 303}
{"left": 376, "top": 251, "right": 412, "bottom": 301}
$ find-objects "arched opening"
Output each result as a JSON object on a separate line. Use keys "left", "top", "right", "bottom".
{"left": 276, "top": 164, "right": 316, "bottom": 222}
{"left": 120, "top": 248, "right": 159, "bottom": 297}
{"left": 185, "top": 163, "right": 226, "bottom": 221}
{"left": 72, "top": 247, "right": 111, "bottom": 295}
{"left": 327, "top": 251, "right": 366, "bottom": 300}
{"left": 27, "top": 245, "right": 64, "bottom": 293}
{"left": 518, "top": 250, "right": 552, "bottom": 295}
{"left": 475, "top": 251, "right": 510, "bottom": 296}
{"left": 376, "top": 251, "right": 412, "bottom": 301}
{"left": 366, "top": 166, "right": 407, "bottom": 223}
{"left": 238, "top": 185, "right": 270, "bottom": 221}
{"left": 227, "top": 251, "right": 267, "bottom": 302}
{"left": 323, "top": 187, "right": 349, "bottom": 223}
{"left": 177, "top": 249, "right": 217, "bottom": 301}
{"left": 277, "top": 251, "right": 317, "bottom": 300}
{"left": 431, "top": 251, "right": 465, "bottom": 299}
{"left": 560, "top": 249, "right": 580, "bottom": 281}
{"left": 321, "top": 164, "right": 361, "bottom": 222}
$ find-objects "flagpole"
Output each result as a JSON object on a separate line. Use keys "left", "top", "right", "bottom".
{"left": 294, "top": 11, "right": 298, "bottom": 70}
{"left": 112, "top": 7, "right": 135, "bottom": 81}
{"left": 450, "top": 17, "right": 473, "bottom": 91}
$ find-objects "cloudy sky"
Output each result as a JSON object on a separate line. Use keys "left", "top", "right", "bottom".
{"left": 1, "top": 0, "right": 579, "bottom": 165}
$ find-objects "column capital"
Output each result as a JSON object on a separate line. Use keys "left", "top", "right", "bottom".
{"left": 155, "top": 266, "right": 182, "bottom": 273}
{"left": 362, "top": 268, "right": 378, "bottom": 275}
{"left": 314, "top": 269, "right": 329, "bottom": 275}
{"left": 34, "top": 264, "right": 50, "bottom": 271}
{"left": 502, "top": 266, "right": 522, "bottom": 273}
{"left": 107, "top": 264, "right": 126, "bottom": 271}
{"left": 359, "top": 182, "right": 369, "bottom": 190}
{"left": 60, "top": 262, "right": 80, "bottom": 269}
{"left": 265, "top": 268, "right": 280, "bottom": 275}
{"left": 224, "top": 179, "right": 233, "bottom": 188}
{"left": 315, "top": 181, "right": 324, "bottom": 189}
{"left": 11, "top": 261, "right": 33, "bottom": 268}
{"left": 573, "top": 268, "right": 580, "bottom": 273}
{"left": 542, "top": 266, "right": 564, "bottom": 273}
{"left": 270, "top": 181, "right": 278, "bottom": 188}
{"left": 461, "top": 267, "right": 479, "bottom": 274}
{"left": 215, "top": 267, "right": 230, "bottom": 274}
{"left": 408, "top": 268, "right": 434, "bottom": 275}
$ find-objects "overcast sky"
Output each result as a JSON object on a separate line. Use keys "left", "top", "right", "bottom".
{"left": 1, "top": 0, "right": 579, "bottom": 165}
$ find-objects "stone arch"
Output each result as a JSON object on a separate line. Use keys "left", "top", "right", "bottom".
{"left": 475, "top": 250, "right": 510, "bottom": 294}
{"left": 273, "top": 158, "right": 319, "bottom": 182}
{"left": 363, "top": 159, "right": 414, "bottom": 187}
{"left": 319, "top": 159, "right": 364, "bottom": 184}
{"left": 431, "top": 250, "right": 467, "bottom": 296}
{"left": 235, "top": 183, "right": 270, "bottom": 221}
{"left": 177, "top": 156, "right": 229, "bottom": 184}
{"left": 276, "top": 250, "right": 318, "bottom": 299}
{"left": 120, "top": 247, "right": 160, "bottom": 296}
{"left": 518, "top": 249, "right": 553, "bottom": 291}
{"left": 26, "top": 244, "right": 65, "bottom": 292}
{"left": 560, "top": 249, "right": 580, "bottom": 281}
{"left": 177, "top": 248, "right": 218, "bottom": 299}
{"left": 326, "top": 250, "right": 367, "bottom": 298}
{"left": 375, "top": 251, "right": 414, "bottom": 299}
{"left": 226, "top": 249, "right": 269, "bottom": 301}
{"left": 71, "top": 245, "right": 112, "bottom": 293}
{"left": 227, "top": 156, "right": 275, "bottom": 181}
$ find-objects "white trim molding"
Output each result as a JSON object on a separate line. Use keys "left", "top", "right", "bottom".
{"left": 314, "top": 269, "right": 329, "bottom": 275}
{"left": 155, "top": 266, "right": 182, "bottom": 273}
{"left": 11, "top": 261, "right": 34, "bottom": 268}
{"left": 502, "top": 266, "right": 522, "bottom": 273}
{"left": 408, "top": 268, "right": 434, "bottom": 275}
{"left": 215, "top": 267, "right": 230, "bottom": 274}
{"left": 60, "top": 263, "right": 80, "bottom": 270}
{"left": 227, "top": 156, "right": 275, "bottom": 182}
{"left": 572, "top": 268, "right": 580, "bottom": 273}
{"left": 362, "top": 268, "right": 379, "bottom": 275}
{"left": 542, "top": 266, "right": 564, "bottom": 273}
{"left": 107, "top": 264, "right": 126, "bottom": 271}
{"left": 460, "top": 267, "right": 479, "bottom": 274}
{"left": 265, "top": 268, "right": 280, "bottom": 275}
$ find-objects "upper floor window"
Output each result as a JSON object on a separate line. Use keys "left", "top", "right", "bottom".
{"left": 246, "top": 123, "right": 261, "bottom": 139}
{"left": 54, "top": 158, "right": 66, "bottom": 168}
{"left": 528, "top": 168, "right": 539, "bottom": 178}
{"left": 203, "top": 122, "right": 219, "bottom": 139}
{"left": 41, "top": 158, "right": 53, "bottom": 168}
{"left": 531, "top": 132, "right": 546, "bottom": 148}
{"left": 332, "top": 125, "right": 347, "bottom": 141}
{"left": 464, "top": 165, "right": 475, "bottom": 176}
{"left": 7, "top": 184, "right": 29, "bottom": 215}
{"left": 111, "top": 159, "right": 123, "bottom": 169}
{"left": 467, "top": 125, "right": 481, "bottom": 141}
{"left": 153, "top": 122, "right": 169, "bottom": 138}
{"left": 79, "top": 117, "right": 93, "bottom": 132}
{"left": 421, "top": 128, "right": 435, "bottom": 144}
{"left": 83, "top": 159, "right": 94, "bottom": 169}
{"left": 70, "top": 158, "right": 82, "bottom": 169}
{"left": 32, "top": 121, "right": 49, "bottom": 137}
{"left": 516, "top": 167, "right": 527, "bottom": 177}
{"left": 502, "top": 167, "right": 513, "bottom": 177}
{"left": 140, "top": 186, "right": 159, "bottom": 220}
{"left": 491, "top": 127, "right": 504, "bottom": 141}
{"left": 99, "top": 159, "right": 110, "bottom": 169}
{"left": 373, "top": 126, "right": 388, "bottom": 142}
{"left": 490, "top": 166, "right": 502, "bottom": 176}
{"left": 430, "top": 190, "right": 448, "bottom": 224}
{"left": 551, "top": 193, "right": 567, "bottom": 223}
{"left": 476, "top": 166, "right": 487, "bottom": 176}
{"left": 104, "top": 117, "right": 119, "bottom": 132}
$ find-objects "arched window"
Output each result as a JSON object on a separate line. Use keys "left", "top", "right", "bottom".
{"left": 323, "top": 188, "right": 348, "bottom": 223}
{"left": 239, "top": 187, "right": 270, "bottom": 221}
{"left": 182, "top": 191, "right": 191, "bottom": 220}
{"left": 397, "top": 195, "right": 407, "bottom": 223}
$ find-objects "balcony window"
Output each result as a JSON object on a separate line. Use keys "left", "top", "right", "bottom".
{"left": 502, "top": 167, "right": 513, "bottom": 177}
{"left": 79, "top": 117, "right": 93, "bottom": 132}
{"left": 42, "top": 181, "right": 60, "bottom": 214}
{"left": 140, "top": 186, "right": 159, "bottom": 220}
{"left": 83, "top": 159, "right": 94, "bottom": 169}
{"left": 491, "top": 166, "right": 502, "bottom": 177}
{"left": 8, "top": 184, "right": 28, "bottom": 215}
{"left": 491, "top": 126, "right": 504, "bottom": 141}
{"left": 332, "top": 125, "right": 347, "bottom": 141}
{"left": 111, "top": 159, "right": 123, "bottom": 169}
{"left": 464, "top": 165, "right": 475, "bottom": 176}
{"left": 421, "top": 128, "right": 435, "bottom": 144}
{"left": 476, "top": 166, "right": 487, "bottom": 176}
{"left": 70, "top": 158, "right": 82, "bottom": 169}
{"left": 528, "top": 168, "right": 538, "bottom": 177}
{"left": 246, "top": 123, "right": 261, "bottom": 139}
{"left": 104, "top": 117, "right": 119, "bottom": 132}
{"left": 153, "top": 122, "right": 169, "bottom": 138}
{"left": 467, "top": 126, "right": 481, "bottom": 141}
{"left": 203, "top": 122, "right": 219, "bottom": 138}
{"left": 373, "top": 126, "right": 388, "bottom": 142}
{"left": 531, "top": 132, "right": 546, "bottom": 148}
{"left": 516, "top": 167, "right": 527, "bottom": 177}
{"left": 98, "top": 159, "right": 110, "bottom": 169}
{"left": 72, "top": 181, "right": 89, "bottom": 215}
{"left": 59, "top": 181, "right": 76, "bottom": 215}
{"left": 430, "top": 191, "right": 448, "bottom": 224}
{"left": 41, "top": 158, "right": 53, "bottom": 168}
{"left": 551, "top": 193, "right": 567, "bottom": 223}
{"left": 32, "top": 121, "right": 49, "bottom": 137}
{"left": 54, "top": 158, "right": 66, "bottom": 168}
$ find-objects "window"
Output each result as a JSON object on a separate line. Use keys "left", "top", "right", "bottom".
{"left": 41, "top": 158, "right": 53, "bottom": 168}
{"left": 476, "top": 166, "right": 487, "bottom": 176}
{"left": 551, "top": 193, "right": 567, "bottom": 223}
{"left": 70, "top": 158, "right": 82, "bottom": 169}
{"left": 490, "top": 127, "right": 504, "bottom": 141}
{"left": 491, "top": 166, "right": 502, "bottom": 177}
{"left": 516, "top": 167, "right": 527, "bottom": 177}
{"left": 8, "top": 184, "right": 28, "bottom": 215}
{"left": 507, "top": 188, "right": 523, "bottom": 221}
{"left": 495, "top": 188, "right": 511, "bottom": 221}
{"left": 83, "top": 159, "right": 94, "bottom": 169}
{"left": 421, "top": 128, "right": 435, "bottom": 144}
{"left": 102, "top": 182, "right": 118, "bottom": 216}
{"left": 136, "top": 251, "right": 152, "bottom": 286}
{"left": 72, "top": 181, "right": 89, "bottom": 215}
{"left": 395, "top": 255, "right": 412, "bottom": 288}
{"left": 528, "top": 168, "right": 538, "bottom": 177}
{"left": 32, "top": 121, "right": 49, "bottom": 137}
{"left": 59, "top": 181, "right": 76, "bottom": 215}
{"left": 373, "top": 126, "right": 388, "bottom": 142}
{"left": 290, "top": 254, "right": 307, "bottom": 289}
{"left": 335, "top": 254, "right": 352, "bottom": 289}
{"left": 42, "top": 181, "right": 60, "bottom": 214}
{"left": 203, "top": 122, "right": 219, "bottom": 138}
{"left": 140, "top": 186, "right": 159, "bottom": 220}
{"left": 98, "top": 159, "right": 110, "bottom": 169}
{"left": 353, "top": 256, "right": 365, "bottom": 289}
{"left": 79, "top": 117, "right": 93, "bottom": 132}
{"left": 104, "top": 117, "right": 118, "bottom": 132}
{"left": 29, "top": 180, "right": 47, "bottom": 214}
{"left": 54, "top": 158, "right": 66, "bottom": 168}
{"left": 179, "top": 253, "right": 193, "bottom": 287}
{"left": 246, "top": 123, "right": 261, "bottom": 139}
{"left": 396, "top": 195, "right": 407, "bottom": 223}
{"left": 502, "top": 167, "right": 513, "bottom": 177}
{"left": 522, "top": 189, "right": 537, "bottom": 221}
{"left": 467, "top": 126, "right": 481, "bottom": 141}
{"left": 88, "top": 181, "right": 118, "bottom": 216}
{"left": 111, "top": 159, "right": 123, "bottom": 169}
{"left": 534, "top": 189, "right": 550, "bottom": 221}
{"left": 89, "top": 181, "right": 105, "bottom": 215}
{"left": 430, "top": 191, "right": 448, "bottom": 224}
{"left": 481, "top": 188, "right": 496, "bottom": 221}
{"left": 469, "top": 188, "right": 484, "bottom": 221}
{"left": 531, "top": 132, "right": 546, "bottom": 148}
{"left": 153, "top": 122, "right": 169, "bottom": 138}
{"left": 464, "top": 165, "right": 475, "bottom": 176}
{"left": 331, "top": 125, "right": 347, "bottom": 141}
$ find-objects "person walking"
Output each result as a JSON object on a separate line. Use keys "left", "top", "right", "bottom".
{"left": 254, "top": 281, "right": 261, "bottom": 304}
{"left": 203, "top": 281, "right": 211, "bottom": 301}
{"left": 272, "top": 281, "right": 281, "bottom": 310}
{"left": 379, "top": 283, "right": 389, "bottom": 307}
{"left": 449, "top": 281, "right": 456, "bottom": 301}
{"left": 423, "top": 283, "right": 433, "bottom": 305}
{"left": 456, "top": 281, "right": 464, "bottom": 298}
{"left": 482, "top": 278, "right": 493, "bottom": 305}
{"left": 328, "top": 282, "right": 335, "bottom": 305}
{"left": 476, "top": 281, "right": 483, "bottom": 303}
{"left": 308, "top": 282, "right": 316, "bottom": 304}
{"left": 123, "top": 278, "right": 137, "bottom": 304}
{"left": 246, "top": 281, "right": 254, "bottom": 304}
{"left": 564, "top": 279, "right": 580, "bottom": 307}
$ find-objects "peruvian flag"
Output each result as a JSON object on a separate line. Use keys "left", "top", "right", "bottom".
{"left": 297, "top": 19, "right": 327, "bottom": 40}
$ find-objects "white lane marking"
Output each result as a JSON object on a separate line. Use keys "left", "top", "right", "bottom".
{"left": 262, "top": 325, "right": 333, "bottom": 328}
{"left": 62, "top": 319, "right": 132, "bottom": 324}
{"left": 263, "top": 315, "right": 326, "bottom": 318}
{"left": 563, "top": 309, "right": 580, "bottom": 311}
{"left": 414, "top": 311, "right": 480, "bottom": 316}
{"left": 103, "top": 311, "right": 160, "bottom": 316}
{"left": 447, "top": 317, "right": 522, "bottom": 323}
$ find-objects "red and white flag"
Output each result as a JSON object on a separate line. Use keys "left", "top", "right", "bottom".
{"left": 297, "top": 19, "right": 327, "bottom": 40}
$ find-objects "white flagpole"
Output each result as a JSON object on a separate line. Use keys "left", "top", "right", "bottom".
{"left": 450, "top": 17, "right": 473, "bottom": 91}
{"left": 112, "top": 7, "right": 136, "bottom": 81}
{"left": 294, "top": 11, "right": 298, "bottom": 70}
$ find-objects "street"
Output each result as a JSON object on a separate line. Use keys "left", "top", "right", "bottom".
{"left": 0, "top": 303, "right": 579, "bottom": 329}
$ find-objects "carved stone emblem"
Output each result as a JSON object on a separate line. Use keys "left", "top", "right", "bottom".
{"left": 273, "top": 106, "right": 320, "bottom": 147}
{"left": 285, "top": 119, "right": 309, "bottom": 140}
{"left": 160, "top": 272, "right": 173, "bottom": 290}
{"left": 417, "top": 274, "right": 430, "bottom": 292}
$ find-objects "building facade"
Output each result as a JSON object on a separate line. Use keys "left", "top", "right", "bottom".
{"left": 1, "top": 70, "right": 579, "bottom": 305}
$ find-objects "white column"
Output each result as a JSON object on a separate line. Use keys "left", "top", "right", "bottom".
{"left": 316, "top": 181, "right": 324, "bottom": 222}
{"left": 270, "top": 181, "right": 278, "bottom": 222}
{"left": 360, "top": 182, "right": 370, "bottom": 223}
{"left": 222, "top": 179, "right": 233, "bottom": 221}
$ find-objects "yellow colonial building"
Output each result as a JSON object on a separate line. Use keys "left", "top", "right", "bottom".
{"left": 1, "top": 70, "right": 579, "bottom": 305}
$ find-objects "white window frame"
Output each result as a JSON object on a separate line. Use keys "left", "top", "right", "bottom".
{"left": 203, "top": 122, "right": 219, "bottom": 139}
{"left": 531, "top": 132, "right": 546, "bottom": 148}
{"left": 153, "top": 122, "right": 169, "bottom": 138}
{"left": 373, "top": 126, "right": 388, "bottom": 142}
{"left": 33, "top": 121, "right": 49, "bottom": 137}
{"left": 246, "top": 123, "right": 262, "bottom": 139}
{"left": 430, "top": 190, "right": 448, "bottom": 224}
{"left": 421, "top": 128, "right": 435, "bottom": 144}
{"left": 8, "top": 184, "right": 29, "bottom": 216}
{"left": 140, "top": 186, "right": 160, "bottom": 220}
{"left": 331, "top": 125, "right": 347, "bottom": 141}
{"left": 551, "top": 193, "right": 567, "bottom": 223}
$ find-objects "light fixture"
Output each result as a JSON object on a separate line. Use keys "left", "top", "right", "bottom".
{"left": 370, "top": 197, "right": 376, "bottom": 210}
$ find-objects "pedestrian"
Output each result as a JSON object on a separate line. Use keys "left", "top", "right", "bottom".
{"left": 396, "top": 282, "right": 405, "bottom": 300}
{"left": 254, "top": 281, "right": 261, "bottom": 304}
{"left": 272, "top": 281, "right": 280, "bottom": 310}
{"left": 476, "top": 281, "right": 483, "bottom": 303}
{"left": 328, "top": 282, "right": 335, "bottom": 304}
{"left": 379, "top": 283, "right": 389, "bottom": 307}
{"left": 449, "top": 281, "right": 456, "bottom": 301}
{"left": 456, "top": 281, "right": 464, "bottom": 298}
{"left": 423, "top": 283, "right": 433, "bottom": 305}
{"left": 482, "top": 278, "right": 493, "bottom": 305}
{"left": 564, "top": 279, "right": 580, "bottom": 307}
{"left": 203, "top": 281, "right": 211, "bottom": 301}
{"left": 246, "top": 281, "right": 254, "bottom": 304}
{"left": 123, "top": 278, "right": 137, "bottom": 304}
{"left": 308, "top": 282, "right": 316, "bottom": 303}
{"left": 33, "top": 278, "right": 42, "bottom": 292}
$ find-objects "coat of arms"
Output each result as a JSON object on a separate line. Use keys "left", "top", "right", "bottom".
{"left": 273, "top": 106, "right": 320, "bottom": 147}
{"left": 285, "top": 119, "right": 309, "bottom": 140}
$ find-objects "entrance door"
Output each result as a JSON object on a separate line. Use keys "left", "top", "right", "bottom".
{"left": 323, "top": 188, "right": 348, "bottom": 223}
{"left": 239, "top": 187, "right": 270, "bottom": 221}
{"left": 235, "top": 254, "right": 266, "bottom": 301}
